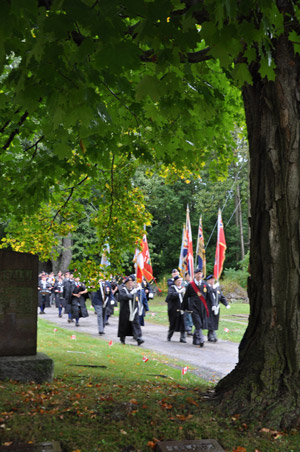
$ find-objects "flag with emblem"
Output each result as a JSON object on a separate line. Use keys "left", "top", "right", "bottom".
{"left": 182, "top": 205, "right": 194, "bottom": 278}
{"left": 214, "top": 209, "right": 227, "bottom": 280}
{"left": 195, "top": 215, "right": 206, "bottom": 277}
{"left": 134, "top": 232, "right": 153, "bottom": 283}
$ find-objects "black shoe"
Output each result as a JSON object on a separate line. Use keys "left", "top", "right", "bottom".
{"left": 105, "top": 322, "right": 110, "bottom": 325}
{"left": 99, "top": 332, "right": 105, "bottom": 335}
{"left": 120, "top": 337, "right": 125, "bottom": 344}
{"left": 137, "top": 338, "right": 144, "bottom": 346}
{"left": 76, "top": 324, "right": 80, "bottom": 327}
{"left": 58, "top": 314, "right": 62, "bottom": 318}
{"left": 199, "top": 342, "right": 204, "bottom": 348}
{"left": 180, "top": 338, "right": 187, "bottom": 343}
{"left": 68, "top": 319, "right": 71, "bottom": 323}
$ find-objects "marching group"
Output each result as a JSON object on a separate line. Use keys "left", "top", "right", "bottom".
{"left": 38, "top": 267, "right": 229, "bottom": 347}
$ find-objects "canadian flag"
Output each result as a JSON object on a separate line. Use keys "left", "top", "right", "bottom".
{"left": 142, "top": 356, "right": 149, "bottom": 362}
{"left": 53, "top": 328, "right": 58, "bottom": 333}
{"left": 109, "top": 340, "right": 113, "bottom": 347}
{"left": 181, "top": 366, "right": 188, "bottom": 376}
{"left": 71, "top": 335, "right": 76, "bottom": 340}
{"left": 133, "top": 233, "right": 153, "bottom": 283}
{"left": 224, "top": 328, "right": 230, "bottom": 333}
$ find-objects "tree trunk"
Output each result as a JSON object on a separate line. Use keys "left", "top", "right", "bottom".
{"left": 235, "top": 182, "right": 245, "bottom": 261}
{"left": 51, "top": 234, "right": 73, "bottom": 274}
{"left": 215, "top": 35, "right": 300, "bottom": 429}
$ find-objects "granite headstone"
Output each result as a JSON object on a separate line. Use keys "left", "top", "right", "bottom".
{"left": 155, "top": 439, "right": 225, "bottom": 452}
{"left": 0, "top": 250, "right": 53, "bottom": 382}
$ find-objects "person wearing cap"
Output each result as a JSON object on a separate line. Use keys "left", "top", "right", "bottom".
{"left": 183, "top": 272, "right": 193, "bottom": 336}
{"left": 205, "top": 274, "right": 230, "bottom": 342}
{"left": 182, "top": 267, "right": 213, "bottom": 347}
{"left": 167, "top": 269, "right": 180, "bottom": 287}
{"left": 166, "top": 276, "right": 187, "bottom": 343}
{"left": 117, "top": 276, "right": 144, "bottom": 345}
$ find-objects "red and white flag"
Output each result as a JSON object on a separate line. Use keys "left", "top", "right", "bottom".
{"left": 109, "top": 340, "right": 113, "bottom": 347}
{"left": 224, "top": 327, "right": 230, "bottom": 333}
{"left": 53, "top": 328, "right": 58, "bottom": 333}
{"left": 181, "top": 206, "right": 194, "bottom": 278}
{"left": 181, "top": 366, "right": 188, "bottom": 376}
{"left": 142, "top": 356, "right": 149, "bottom": 362}
{"left": 71, "top": 335, "right": 76, "bottom": 340}
{"left": 213, "top": 209, "right": 227, "bottom": 280}
{"left": 133, "top": 232, "right": 153, "bottom": 283}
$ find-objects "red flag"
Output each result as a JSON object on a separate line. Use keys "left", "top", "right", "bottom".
{"left": 213, "top": 209, "right": 226, "bottom": 280}
{"left": 71, "top": 335, "right": 76, "bottom": 340}
{"left": 142, "top": 356, "right": 149, "bottom": 362}
{"left": 134, "top": 233, "right": 153, "bottom": 283}
{"left": 109, "top": 340, "right": 113, "bottom": 347}
{"left": 181, "top": 366, "right": 188, "bottom": 375}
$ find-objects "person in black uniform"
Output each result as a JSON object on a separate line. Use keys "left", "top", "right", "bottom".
{"left": 205, "top": 274, "right": 230, "bottom": 342}
{"left": 182, "top": 267, "right": 213, "bottom": 347}
{"left": 117, "top": 276, "right": 144, "bottom": 346}
{"left": 167, "top": 269, "right": 180, "bottom": 287}
{"left": 166, "top": 276, "right": 187, "bottom": 343}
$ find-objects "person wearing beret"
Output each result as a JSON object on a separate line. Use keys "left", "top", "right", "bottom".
{"left": 117, "top": 275, "right": 144, "bottom": 345}
{"left": 205, "top": 274, "right": 230, "bottom": 342}
{"left": 167, "top": 269, "right": 180, "bottom": 287}
{"left": 166, "top": 275, "right": 187, "bottom": 342}
{"left": 182, "top": 267, "right": 213, "bottom": 347}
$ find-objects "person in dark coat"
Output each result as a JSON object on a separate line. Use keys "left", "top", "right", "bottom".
{"left": 182, "top": 267, "right": 213, "bottom": 347}
{"left": 167, "top": 269, "right": 180, "bottom": 287}
{"left": 205, "top": 274, "right": 230, "bottom": 342}
{"left": 138, "top": 287, "right": 149, "bottom": 326}
{"left": 53, "top": 275, "right": 65, "bottom": 317}
{"left": 70, "top": 276, "right": 89, "bottom": 327}
{"left": 38, "top": 274, "right": 52, "bottom": 314}
{"left": 117, "top": 276, "right": 144, "bottom": 345}
{"left": 166, "top": 276, "right": 187, "bottom": 343}
{"left": 91, "top": 277, "right": 108, "bottom": 335}
{"left": 63, "top": 271, "right": 73, "bottom": 322}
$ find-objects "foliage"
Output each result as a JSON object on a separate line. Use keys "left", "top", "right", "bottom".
{"left": 0, "top": 0, "right": 245, "bottom": 276}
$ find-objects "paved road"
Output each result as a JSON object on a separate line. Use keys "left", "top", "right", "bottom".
{"left": 40, "top": 306, "right": 239, "bottom": 382}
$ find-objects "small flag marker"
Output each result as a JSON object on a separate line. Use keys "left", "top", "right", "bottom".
{"left": 181, "top": 366, "right": 188, "bottom": 376}
{"left": 109, "top": 340, "right": 113, "bottom": 347}
{"left": 53, "top": 328, "right": 58, "bottom": 333}
{"left": 224, "top": 328, "right": 230, "bottom": 333}
{"left": 71, "top": 335, "right": 76, "bottom": 340}
{"left": 151, "top": 312, "right": 155, "bottom": 317}
{"left": 142, "top": 356, "right": 149, "bottom": 362}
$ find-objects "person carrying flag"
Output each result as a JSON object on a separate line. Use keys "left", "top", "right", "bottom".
{"left": 182, "top": 267, "right": 213, "bottom": 347}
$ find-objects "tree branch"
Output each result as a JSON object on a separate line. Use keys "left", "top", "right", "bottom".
{"left": 2, "top": 111, "right": 29, "bottom": 151}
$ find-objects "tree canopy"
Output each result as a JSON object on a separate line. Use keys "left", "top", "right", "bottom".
{"left": 2, "top": 0, "right": 300, "bottom": 429}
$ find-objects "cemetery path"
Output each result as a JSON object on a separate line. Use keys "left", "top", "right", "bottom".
{"left": 41, "top": 305, "right": 239, "bottom": 382}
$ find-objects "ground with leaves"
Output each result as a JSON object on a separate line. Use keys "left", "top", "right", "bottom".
{"left": 0, "top": 320, "right": 299, "bottom": 452}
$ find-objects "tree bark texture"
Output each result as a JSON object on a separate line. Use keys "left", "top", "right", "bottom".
{"left": 216, "top": 36, "right": 300, "bottom": 429}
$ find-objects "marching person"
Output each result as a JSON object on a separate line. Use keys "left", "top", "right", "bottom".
{"left": 166, "top": 275, "right": 187, "bottom": 343}
{"left": 63, "top": 271, "right": 73, "bottom": 322}
{"left": 53, "top": 274, "right": 65, "bottom": 317}
{"left": 117, "top": 275, "right": 144, "bottom": 345}
{"left": 205, "top": 274, "right": 230, "bottom": 342}
{"left": 70, "top": 276, "right": 89, "bottom": 327}
{"left": 91, "top": 277, "right": 108, "bottom": 335}
{"left": 167, "top": 268, "right": 180, "bottom": 287}
{"left": 182, "top": 267, "right": 213, "bottom": 347}
{"left": 183, "top": 271, "right": 193, "bottom": 336}
{"left": 38, "top": 274, "right": 52, "bottom": 314}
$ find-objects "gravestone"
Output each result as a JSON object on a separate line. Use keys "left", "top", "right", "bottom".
{"left": 155, "top": 439, "right": 225, "bottom": 452}
{"left": 0, "top": 250, "right": 53, "bottom": 382}
{"left": 0, "top": 441, "right": 62, "bottom": 452}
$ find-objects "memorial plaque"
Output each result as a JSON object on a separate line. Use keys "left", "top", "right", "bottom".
{"left": 0, "top": 441, "right": 62, "bottom": 452}
{"left": 0, "top": 250, "right": 38, "bottom": 356}
{"left": 155, "top": 439, "right": 225, "bottom": 452}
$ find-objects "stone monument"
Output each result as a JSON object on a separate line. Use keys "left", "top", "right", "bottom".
{"left": 155, "top": 439, "right": 225, "bottom": 452}
{"left": 0, "top": 250, "right": 54, "bottom": 383}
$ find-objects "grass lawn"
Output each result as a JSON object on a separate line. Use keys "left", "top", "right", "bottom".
{"left": 0, "top": 317, "right": 300, "bottom": 452}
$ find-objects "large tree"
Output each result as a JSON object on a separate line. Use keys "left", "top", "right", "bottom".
{"left": 1, "top": 0, "right": 300, "bottom": 428}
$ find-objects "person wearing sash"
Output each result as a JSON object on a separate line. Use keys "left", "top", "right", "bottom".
{"left": 38, "top": 274, "right": 52, "bottom": 314}
{"left": 166, "top": 276, "right": 187, "bottom": 343}
{"left": 117, "top": 275, "right": 144, "bottom": 345}
{"left": 53, "top": 274, "right": 65, "bottom": 317}
{"left": 205, "top": 274, "right": 230, "bottom": 342}
{"left": 70, "top": 276, "right": 89, "bottom": 327}
{"left": 182, "top": 267, "right": 212, "bottom": 347}
{"left": 92, "top": 277, "right": 108, "bottom": 335}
